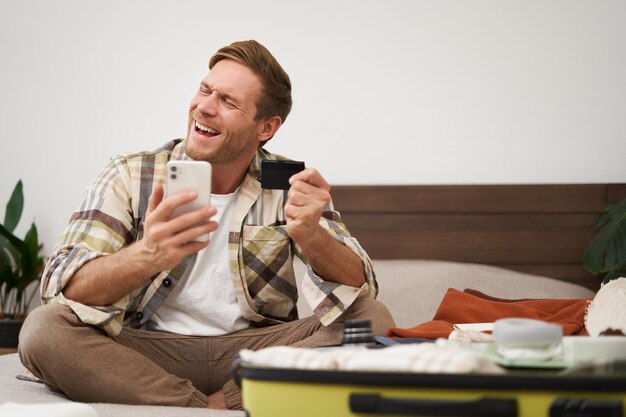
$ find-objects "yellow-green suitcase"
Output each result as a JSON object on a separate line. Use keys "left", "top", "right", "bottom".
{"left": 238, "top": 362, "right": 626, "bottom": 416}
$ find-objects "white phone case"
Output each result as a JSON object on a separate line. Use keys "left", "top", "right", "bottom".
{"left": 166, "top": 160, "right": 212, "bottom": 242}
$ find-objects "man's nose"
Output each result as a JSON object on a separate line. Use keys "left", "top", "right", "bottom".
{"left": 196, "top": 92, "right": 219, "bottom": 115}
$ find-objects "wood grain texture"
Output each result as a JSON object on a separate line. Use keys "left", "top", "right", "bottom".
{"left": 608, "top": 184, "right": 626, "bottom": 205}
{"left": 331, "top": 184, "right": 608, "bottom": 213}
{"left": 330, "top": 184, "right": 626, "bottom": 291}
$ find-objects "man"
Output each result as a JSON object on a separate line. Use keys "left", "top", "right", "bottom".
{"left": 18, "top": 40, "right": 394, "bottom": 410}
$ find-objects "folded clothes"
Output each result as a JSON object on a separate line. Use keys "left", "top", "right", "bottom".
{"left": 388, "top": 288, "right": 592, "bottom": 339}
{"left": 239, "top": 344, "right": 504, "bottom": 374}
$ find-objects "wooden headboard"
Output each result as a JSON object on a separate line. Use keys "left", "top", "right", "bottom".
{"left": 331, "top": 184, "right": 626, "bottom": 291}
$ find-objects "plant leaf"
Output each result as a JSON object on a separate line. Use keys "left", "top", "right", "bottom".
{"left": 0, "top": 223, "right": 32, "bottom": 279}
{"left": 602, "top": 270, "right": 626, "bottom": 285}
{"left": 593, "top": 207, "right": 613, "bottom": 229}
{"left": 23, "top": 223, "right": 39, "bottom": 276}
{"left": 0, "top": 263, "right": 12, "bottom": 288}
{"left": 584, "top": 198, "right": 626, "bottom": 275}
{"left": 0, "top": 259, "right": 18, "bottom": 295}
{"left": 18, "top": 273, "right": 42, "bottom": 292}
{"left": 3, "top": 180, "right": 24, "bottom": 233}
{"left": 584, "top": 229, "right": 614, "bottom": 273}
{"left": 1, "top": 181, "right": 43, "bottom": 318}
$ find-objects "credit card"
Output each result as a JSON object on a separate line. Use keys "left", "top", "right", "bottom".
{"left": 261, "top": 160, "right": 305, "bottom": 190}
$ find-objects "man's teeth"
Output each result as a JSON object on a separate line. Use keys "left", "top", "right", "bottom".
{"left": 195, "top": 121, "right": 219, "bottom": 134}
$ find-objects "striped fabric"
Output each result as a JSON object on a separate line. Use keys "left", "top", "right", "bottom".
{"left": 41, "top": 139, "right": 377, "bottom": 336}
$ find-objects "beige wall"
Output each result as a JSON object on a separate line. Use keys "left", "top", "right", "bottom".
{"left": 1, "top": 0, "right": 625, "bottom": 256}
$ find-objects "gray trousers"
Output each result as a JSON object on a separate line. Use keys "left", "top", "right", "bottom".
{"left": 18, "top": 298, "right": 394, "bottom": 410}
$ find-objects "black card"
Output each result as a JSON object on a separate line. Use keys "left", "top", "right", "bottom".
{"left": 261, "top": 160, "right": 305, "bottom": 190}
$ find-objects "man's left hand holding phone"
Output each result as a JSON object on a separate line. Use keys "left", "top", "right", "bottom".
{"left": 140, "top": 161, "right": 215, "bottom": 272}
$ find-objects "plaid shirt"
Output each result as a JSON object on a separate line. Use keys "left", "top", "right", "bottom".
{"left": 41, "top": 139, "right": 377, "bottom": 336}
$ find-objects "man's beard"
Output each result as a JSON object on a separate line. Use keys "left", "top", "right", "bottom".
{"left": 186, "top": 133, "right": 251, "bottom": 165}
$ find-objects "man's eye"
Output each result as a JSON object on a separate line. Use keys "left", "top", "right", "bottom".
{"left": 223, "top": 99, "right": 235, "bottom": 108}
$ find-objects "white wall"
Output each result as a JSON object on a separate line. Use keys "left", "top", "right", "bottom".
{"left": 1, "top": 0, "right": 625, "bottom": 254}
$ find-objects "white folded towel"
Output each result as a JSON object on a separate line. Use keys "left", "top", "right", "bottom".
{"left": 239, "top": 344, "right": 504, "bottom": 374}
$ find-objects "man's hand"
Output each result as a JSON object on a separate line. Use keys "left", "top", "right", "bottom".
{"left": 138, "top": 185, "right": 218, "bottom": 273}
{"left": 284, "top": 168, "right": 366, "bottom": 288}
{"left": 207, "top": 390, "right": 227, "bottom": 409}
{"left": 284, "top": 168, "right": 331, "bottom": 244}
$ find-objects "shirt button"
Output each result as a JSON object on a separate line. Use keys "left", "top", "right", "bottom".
{"left": 162, "top": 278, "right": 172, "bottom": 287}
{"left": 136, "top": 311, "right": 144, "bottom": 320}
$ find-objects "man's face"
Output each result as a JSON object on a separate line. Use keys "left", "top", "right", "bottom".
{"left": 186, "top": 59, "right": 264, "bottom": 165}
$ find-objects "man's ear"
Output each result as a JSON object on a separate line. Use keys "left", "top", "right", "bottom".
{"left": 257, "top": 116, "right": 282, "bottom": 143}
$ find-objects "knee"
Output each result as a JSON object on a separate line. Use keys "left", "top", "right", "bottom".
{"left": 346, "top": 298, "right": 396, "bottom": 335}
{"left": 18, "top": 304, "right": 76, "bottom": 366}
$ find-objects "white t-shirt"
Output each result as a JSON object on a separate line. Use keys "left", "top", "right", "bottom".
{"left": 147, "top": 188, "right": 248, "bottom": 336}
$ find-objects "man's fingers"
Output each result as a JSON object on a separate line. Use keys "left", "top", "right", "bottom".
{"left": 289, "top": 168, "right": 330, "bottom": 191}
{"left": 149, "top": 207, "right": 216, "bottom": 241}
{"left": 165, "top": 206, "right": 216, "bottom": 233}
{"left": 152, "top": 190, "right": 200, "bottom": 220}
{"left": 288, "top": 181, "right": 331, "bottom": 208}
{"left": 287, "top": 189, "right": 313, "bottom": 207}
{"left": 140, "top": 187, "right": 217, "bottom": 272}
{"left": 147, "top": 185, "right": 164, "bottom": 215}
{"left": 164, "top": 240, "right": 210, "bottom": 261}
{"left": 284, "top": 168, "right": 331, "bottom": 243}
{"left": 167, "top": 220, "right": 219, "bottom": 247}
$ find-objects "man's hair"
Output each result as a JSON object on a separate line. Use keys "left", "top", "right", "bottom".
{"left": 209, "top": 40, "right": 292, "bottom": 124}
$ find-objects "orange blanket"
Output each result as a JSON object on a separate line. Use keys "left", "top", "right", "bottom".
{"left": 388, "top": 288, "right": 593, "bottom": 339}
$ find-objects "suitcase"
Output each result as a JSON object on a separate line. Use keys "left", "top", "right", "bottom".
{"left": 237, "top": 360, "right": 626, "bottom": 417}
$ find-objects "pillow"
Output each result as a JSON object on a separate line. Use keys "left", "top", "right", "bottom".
{"left": 295, "top": 259, "right": 596, "bottom": 329}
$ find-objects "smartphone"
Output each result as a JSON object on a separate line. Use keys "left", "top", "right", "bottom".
{"left": 261, "top": 160, "right": 305, "bottom": 190}
{"left": 165, "top": 160, "right": 212, "bottom": 242}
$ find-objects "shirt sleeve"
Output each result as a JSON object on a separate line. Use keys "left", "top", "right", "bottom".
{"left": 40, "top": 155, "right": 135, "bottom": 336}
{"left": 295, "top": 201, "right": 378, "bottom": 326}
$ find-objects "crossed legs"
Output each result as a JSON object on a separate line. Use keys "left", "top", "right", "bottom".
{"left": 18, "top": 298, "right": 394, "bottom": 410}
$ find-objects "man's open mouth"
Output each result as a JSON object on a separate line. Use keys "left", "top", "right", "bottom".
{"left": 195, "top": 121, "right": 220, "bottom": 137}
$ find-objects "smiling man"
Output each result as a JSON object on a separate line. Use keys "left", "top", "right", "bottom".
{"left": 18, "top": 40, "right": 393, "bottom": 410}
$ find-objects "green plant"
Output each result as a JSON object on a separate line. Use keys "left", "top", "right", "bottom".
{"left": 584, "top": 197, "right": 626, "bottom": 285}
{"left": 0, "top": 180, "right": 45, "bottom": 319}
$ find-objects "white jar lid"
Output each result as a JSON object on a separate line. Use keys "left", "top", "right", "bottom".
{"left": 493, "top": 318, "right": 563, "bottom": 348}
